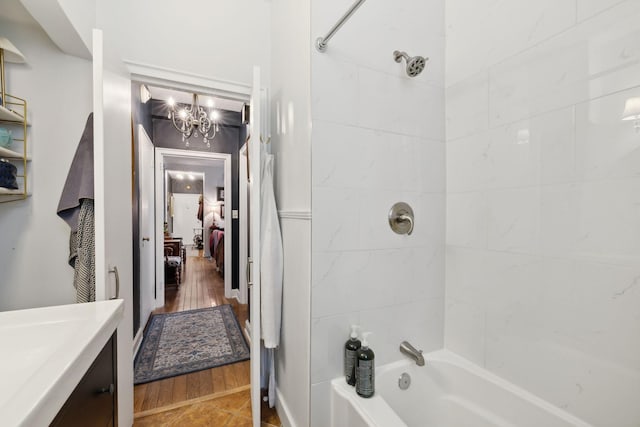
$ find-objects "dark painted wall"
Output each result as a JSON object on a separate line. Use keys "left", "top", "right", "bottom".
{"left": 152, "top": 100, "right": 243, "bottom": 290}
{"left": 131, "top": 82, "right": 153, "bottom": 335}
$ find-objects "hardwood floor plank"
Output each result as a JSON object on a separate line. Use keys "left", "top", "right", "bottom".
{"left": 156, "top": 377, "right": 174, "bottom": 408}
{"left": 134, "top": 383, "right": 147, "bottom": 412}
{"left": 197, "top": 368, "right": 214, "bottom": 396}
{"left": 186, "top": 372, "right": 201, "bottom": 400}
{"left": 234, "top": 361, "right": 250, "bottom": 385}
{"left": 222, "top": 364, "right": 239, "bottom": 390}
{"left": 212, "top": 366, "right": 227, "bottom": 393}
{"left": 172, "top": 374, "right": 188, "bottom": 405}
{"left": 141, "top": 380, "right": 161, "bottom": 412}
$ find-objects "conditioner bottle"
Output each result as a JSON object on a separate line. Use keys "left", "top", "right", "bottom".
{"left": 344, "top": 325, "right": 361, "bottom": 386}
{"left": 356, "top": 332, "right": 375, "bottom": 398}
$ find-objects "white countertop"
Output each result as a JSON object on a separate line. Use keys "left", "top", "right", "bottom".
{"left": 0, "top": 300, "right": 124, "bottom": 427}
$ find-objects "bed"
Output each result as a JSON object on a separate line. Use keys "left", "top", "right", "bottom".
{"left": 209, "top": 227, "right": 224, "bottom": 275}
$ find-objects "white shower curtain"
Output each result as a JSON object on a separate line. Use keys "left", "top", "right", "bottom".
{"left": 260, "top": 146, "right": 283, "bottom": 407}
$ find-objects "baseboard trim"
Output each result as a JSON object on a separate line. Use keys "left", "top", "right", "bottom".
{"left": 133, "top": 328, "right": 144, "bottom": 357}
{"left": 229, "top": 288, "right": 241, "bottom": 302}
{"left": 275, "top": 387, "right": 297, "bottom": 427}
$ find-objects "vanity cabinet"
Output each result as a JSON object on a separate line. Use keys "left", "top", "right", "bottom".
{"left": 50, "top": 333, "right": 117, "bottom": 427}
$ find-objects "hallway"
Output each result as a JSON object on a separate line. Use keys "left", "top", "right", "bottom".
{"left": 133, "top": 249, "right": 281, "bottom": 425}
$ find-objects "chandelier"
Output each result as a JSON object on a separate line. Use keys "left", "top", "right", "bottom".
{"left": 167, "top": 93, "right": 220, "bottom": 147}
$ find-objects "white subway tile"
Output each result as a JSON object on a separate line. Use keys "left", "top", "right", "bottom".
{"left": 446, "top": 192, "right": 488, "bottom": 249}
{"left": 359, "top": 297, "right": 444, "bottom": 367}
{"left": 446, "top": 0, "right": 576, "bottom": 85}
{"left": 312, "top": 247, "right": 444, "bottom": 319}
{"left": 356, "top": 67, "right": 445, "bottom": 140}
{"left": 444, "top": 298, "right": 486, "bottom": 365}
{"left": 540, "top": 184, "right": 580, "bottom": 258}
{"left": 488, "top": 2, "right": 640, "bottom": 127}
{"left": 446, "top": 71, "right": 489, "bottom": 141}
{"left": 576, "top": 87, "right": 640, "bottom": 181}
{"left": 311, "top": 55, "right": 358, "bottom": 125}
{"left": 488, "top": 44, "right": 585, "bottom": 128}
{"left": 537, "top": 107, "right": 576, "bottom": 185}
{"left": 447, "top": 131, "right": 492, "bottom": 192}
{"left": 574, "top": 179, "right": 640, "bottom": 264}
{"left": 313, "top": 121, "right": 445, "bottom": 193}
{"left": 311, "top": 313, "right": 360, "bottom": 384}
{"left": 312, "top": 186, "right": 361, "bottom": 252}
{"left": 487, "top": 120, "right": 540, "bottom": 189}
{"left": 577, "top": 0, "right": 626, "bottom": 22}
{"left": 487, "top": 188, "right": 541, "bottom": 255}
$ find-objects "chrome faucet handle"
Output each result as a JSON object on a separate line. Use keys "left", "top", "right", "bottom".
{"left": 398, "top": 214, "right": 414, "bottom": 235}
{"left": 389, "top": 202, "right": 415, "bottom": 236}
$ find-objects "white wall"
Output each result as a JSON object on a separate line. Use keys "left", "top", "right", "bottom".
{"left": 270, "top": 0, "right": 312, "bottom": 425}
{"left": 0, "top": 17, "right": 93, "bottom": 311}
{"left": 445, "top": 1, "right": 640, "bottom": 426}
{"left": 94, "top": 0, "right": 271, "bottom": 86}
{"left": 309, "top": 0, "right": 446, "bottom": 425}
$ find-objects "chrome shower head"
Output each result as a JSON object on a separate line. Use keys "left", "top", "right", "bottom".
{"left": 393, "top": 50, "right": 428, "bottom": 77}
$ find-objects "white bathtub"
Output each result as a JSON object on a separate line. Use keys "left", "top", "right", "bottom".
{"left": 331, "top": 349, "right": 593, "bottom": 427}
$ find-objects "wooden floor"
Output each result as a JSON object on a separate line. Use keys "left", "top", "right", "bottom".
{"left": 134, "top": 248, "right": 250, "bottom": 414}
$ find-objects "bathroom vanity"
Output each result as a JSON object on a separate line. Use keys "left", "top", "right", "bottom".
{"left": 0, "top": 300, "right": 124, "bottom": 426}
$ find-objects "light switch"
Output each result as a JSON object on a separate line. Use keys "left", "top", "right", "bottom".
{"left": 232, "top": 210, "right": 239, "bottom": 219}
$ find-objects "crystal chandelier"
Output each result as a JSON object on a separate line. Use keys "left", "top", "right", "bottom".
{"left": 167, "top": 93, "right": 220, "bottom": 147}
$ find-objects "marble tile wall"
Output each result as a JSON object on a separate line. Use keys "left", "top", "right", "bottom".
{"left": 445, "top": 1, "right": 640, "bottom": 426}
{"left": 310, "top": 0, "right": 446, "bottom": 425}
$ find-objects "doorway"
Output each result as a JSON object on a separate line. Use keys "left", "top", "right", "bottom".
{"left": 154, "top": 150, "right": 233, "bottom": 307}
{"left": 128, "top": 64, "right": 270, "bottom": 427}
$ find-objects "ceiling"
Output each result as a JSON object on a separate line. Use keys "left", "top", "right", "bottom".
{"left": 167, "top": 170, "right": 204, "bottom": 181}
{"left": 0, "top": 0, "right": 38, "bottom": 26}
{"left": 147, "top": 85, "right": 245, "bottom": 113}
{"left": 164, "top": 157, "right": 224, "bottom": 169}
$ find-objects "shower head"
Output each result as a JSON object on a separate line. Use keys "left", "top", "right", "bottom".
{"left": 393, "top": 50, "right": 428, "bottom": 77}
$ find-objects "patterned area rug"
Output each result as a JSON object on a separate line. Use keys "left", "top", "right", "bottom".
{"left": 134, "top": 305, "right": 249, "bottom": 384}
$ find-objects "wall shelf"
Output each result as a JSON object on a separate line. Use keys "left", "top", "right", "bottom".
{"left": 0, "top": 104, "right": 25, "bottom": 123}
{"left": 0, "top": 187, "right": 29, "bottom": 195}
{"left": 0, "top": 146, "right": 30, "bottom": 160}
{"left": 0, "top": 94, "right": 29, "bottom": 203}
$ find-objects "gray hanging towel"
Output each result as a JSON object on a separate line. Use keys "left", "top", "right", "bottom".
{"left": 57, "top": 113, "right": 94, "bottom": 229}
{"left": 57, "top": 113, "right": 96, "bottom": 302}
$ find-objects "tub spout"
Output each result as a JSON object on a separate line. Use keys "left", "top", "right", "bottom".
{"left": 399, "top": 341, "right": 425, "bottom": 366}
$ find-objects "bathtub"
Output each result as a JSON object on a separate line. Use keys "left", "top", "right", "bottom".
{"left": 330, "top": 349, "right": 593, "bottom": 427}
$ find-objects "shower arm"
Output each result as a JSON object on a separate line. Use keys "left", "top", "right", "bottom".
{"left": 316, "top": 0, "right": 366, "bottom": 52}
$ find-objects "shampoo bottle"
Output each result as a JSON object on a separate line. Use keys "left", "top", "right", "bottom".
{"left": 344, "top": 325, "right": 361, "bottom": 386}
{"left": 356, "top": 332, "right": 375, "bottom": 398}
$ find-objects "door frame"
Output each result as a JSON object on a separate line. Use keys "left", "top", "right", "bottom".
{"left": 154, "top": 148, "right": 233, "bottom": 306}
{"left": 125, "top": 61, "right": 252, "bottom": 310}
{"left": 134, "top": 124, "right": 156, "bottom": 353}
{"left": 238, "top": 142, "right": 249, "bottom": 305}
